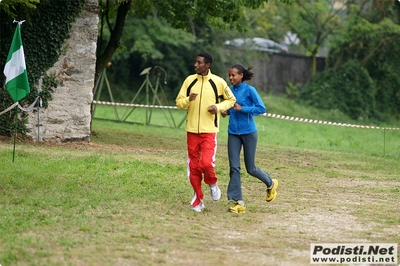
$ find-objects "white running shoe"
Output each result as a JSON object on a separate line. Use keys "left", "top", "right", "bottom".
{"left": 210, "top": 184, "right": 221, "bottom": 201}
{"left": 191, "top": 201, "right": 205, "bottom": 212}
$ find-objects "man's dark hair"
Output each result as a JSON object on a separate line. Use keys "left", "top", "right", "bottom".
{"left": 197, "top": 52, "right": 213, "bottom": 66}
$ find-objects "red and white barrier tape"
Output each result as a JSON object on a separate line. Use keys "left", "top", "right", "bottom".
{"left": 93, "top": 100, "right": 177, "bottom": 109}
{"left": 94, "top": 100, "right": 400, "bottom": 130}
{"left": 261, "top": 113, "right": 400, "bottom": 130}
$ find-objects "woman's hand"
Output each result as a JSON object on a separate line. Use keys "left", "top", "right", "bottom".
{"left": 233, "top": 103, "right": 242, "bottom": 111}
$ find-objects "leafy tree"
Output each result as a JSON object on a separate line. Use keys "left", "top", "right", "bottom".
{"left": 0, "top": 0, "right": 39, "bottom": 18}
{"left": 244, "top": 2, "right": 287, "bottom": 43}
{"left": 328, "top": 2, "right": 400, "bottom": 70}
{"left": 277, "top": 0, "right": 347, "bottom": 77}
{"left": 299, "top": 0, "right": 400, "bottom": 121}
{"left": 95, "top": 0, "right": 292, "bottom": 89}
{"left": 327, "top": 0, "right": 400, "bottom": 119}
{"left": 101, "top": 15, "right": 196, "bottom": 102}
{"left": 102, "top": 16, "right": 247, "bottom": 102}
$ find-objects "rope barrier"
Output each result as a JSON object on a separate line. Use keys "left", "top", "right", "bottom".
{"left": 0, "top": 102, "right": 19, "bottom": 116}
{"left": 0, "top": 96, "right": 41, "bottom": 115}
{"left": 92, "top": 100, "right": 400, "bottom": 131}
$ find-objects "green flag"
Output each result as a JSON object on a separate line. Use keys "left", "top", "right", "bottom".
{"left": 3, "top": 23, "right": 30, "bottom": 102}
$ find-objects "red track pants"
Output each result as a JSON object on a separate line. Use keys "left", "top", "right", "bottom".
{"left": 187, "top": 132, "right": 218, "bottom": 207}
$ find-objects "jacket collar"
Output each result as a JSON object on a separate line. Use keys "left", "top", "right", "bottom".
{"left": 196, "top": 69, "right": 212, "bottom": 79}
{"left": 233, "top": 81, "right": 246, "bottom": 90}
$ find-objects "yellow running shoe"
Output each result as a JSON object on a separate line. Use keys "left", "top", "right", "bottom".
{"left": 266, "top": 179, "right": 279, "bottom": 202}
{"left": 229, "top": 203, "right": 246, "bottom": 213}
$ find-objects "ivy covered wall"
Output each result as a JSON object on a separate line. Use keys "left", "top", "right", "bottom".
{"left": 0, "top": 0, "right": 99, "bottom": 141}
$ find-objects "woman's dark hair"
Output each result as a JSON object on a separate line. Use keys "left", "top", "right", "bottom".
{"left": 231, "top": 64, "right": 254, "bottom": 81}
{"left": 198, "top": 52, "right": 213, "bottom": 65}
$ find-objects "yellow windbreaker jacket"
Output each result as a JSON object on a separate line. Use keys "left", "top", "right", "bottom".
{"left": 176, "top": 70, "right": 236, "bottom": 134}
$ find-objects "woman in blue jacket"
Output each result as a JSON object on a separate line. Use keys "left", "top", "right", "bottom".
{"left": 221, "top": 64, "right": 278, "bottom": 213}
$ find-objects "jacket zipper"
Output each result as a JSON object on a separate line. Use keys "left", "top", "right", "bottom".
{"left": 197, "top": 76, "right": 204, "bottom": 133}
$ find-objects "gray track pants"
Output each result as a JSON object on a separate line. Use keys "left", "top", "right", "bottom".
{"left": 227, "top": 131, "right": 273, "bottom": 201}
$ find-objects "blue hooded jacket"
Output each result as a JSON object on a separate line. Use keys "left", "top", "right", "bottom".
{"left": 227, "top": 82, "right": 266, "bottom": 135}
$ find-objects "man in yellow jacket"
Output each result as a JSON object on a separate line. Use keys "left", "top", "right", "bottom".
{"left": 176, "top": 52, "right": 236, "bottom": 212}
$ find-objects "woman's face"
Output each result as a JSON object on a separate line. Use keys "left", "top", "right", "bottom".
{"left": 228, "top": 67, "right": 243, "bottom": 86}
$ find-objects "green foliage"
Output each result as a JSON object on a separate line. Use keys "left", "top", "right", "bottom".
{"left": 273, "top": 0, "right": 346, "bottom": 78}
{"left": 0, "top": 0, "right": 85, "bottom": 137}
{"left": 119, "top": 16, "right": 196, "bottom": 61}
{"left": 98, "top": 15, "right": 196, "bottom": 102}
{"left": 0, "top": 0, "right": 39, "bottom": 18}
{"left": 243, "top": 2, "right": 284, "bottom": 42}
{"left": 37, "top": 73, "right": 57, "bottom": 108}
{"left": 284, "top": 81, "right": 301, "bottom": 99}
{"left": 365, "top": 37, "right": 400, "bottom": 119}
{"left": 95, "top": 0, "right": 285, "bottom": 90}
{"left": 95, "top": 0, "right": 296, "bottom": 103}
{"left": 326, "top": 2, "right": 400, "bottom": 120}
{"left": 298, "top": 61, "right": 377, "bottom": 120}
{"left": 101, "top": 15, "right": 238, "bottom": 102}
{"left": 277, "top": 0, "right": 344, "bottom": 56}
{"left": 132, "top": 0, "right": 272, "bottom": 31}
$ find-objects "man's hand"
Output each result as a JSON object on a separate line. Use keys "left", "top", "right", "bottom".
{"left": 189, "top": 93, "right": 198, "bottom": 101}
{"left": 221, "top": 110, "right": 228, "bottom": 117}
{"left": 207, "top": 105, "right": 217, "bottom": 114}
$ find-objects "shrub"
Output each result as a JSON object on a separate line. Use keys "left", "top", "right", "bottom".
{"left": 298, "top": 61, "right": 377, "bottom": 120}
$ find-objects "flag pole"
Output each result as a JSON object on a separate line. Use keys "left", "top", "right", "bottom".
{"left": 12, "top": 105, "right": 18, "bottom": 163}
{"left": 4, "top": 20, "right": 29, "bottom": 162}
{"left": 37, "top": 93, "right": 41, "bottom": 143}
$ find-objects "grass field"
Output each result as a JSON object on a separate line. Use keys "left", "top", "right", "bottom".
{"left": 0, "top": 94, "right": 399, "bottom": 265}
{"left": 93, "top": 92, "right": 400, "bottom": 158}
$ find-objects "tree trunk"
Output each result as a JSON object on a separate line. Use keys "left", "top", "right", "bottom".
{"left": 94, "top": 0, "right": 132, "bottom": 94}
{"left": 311, "top": 54, "right": 317, "bottom": 78}
{"left": 90, "top": 0, "right": 132, "bottom": 135}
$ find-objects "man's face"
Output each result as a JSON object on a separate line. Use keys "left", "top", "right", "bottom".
{"left": 194, "top": 56, "right": 209, "bottom": 76}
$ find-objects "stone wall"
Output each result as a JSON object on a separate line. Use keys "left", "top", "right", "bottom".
{"left": 26, "top": 0, "right": 99, "bottom": 142}
{"left": 249, "top": 52, "right": 326, "bottom": 94}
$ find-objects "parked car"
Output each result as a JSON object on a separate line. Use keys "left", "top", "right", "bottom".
{"left": 224, "top": 37, "right": 288, "bottom": 53}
